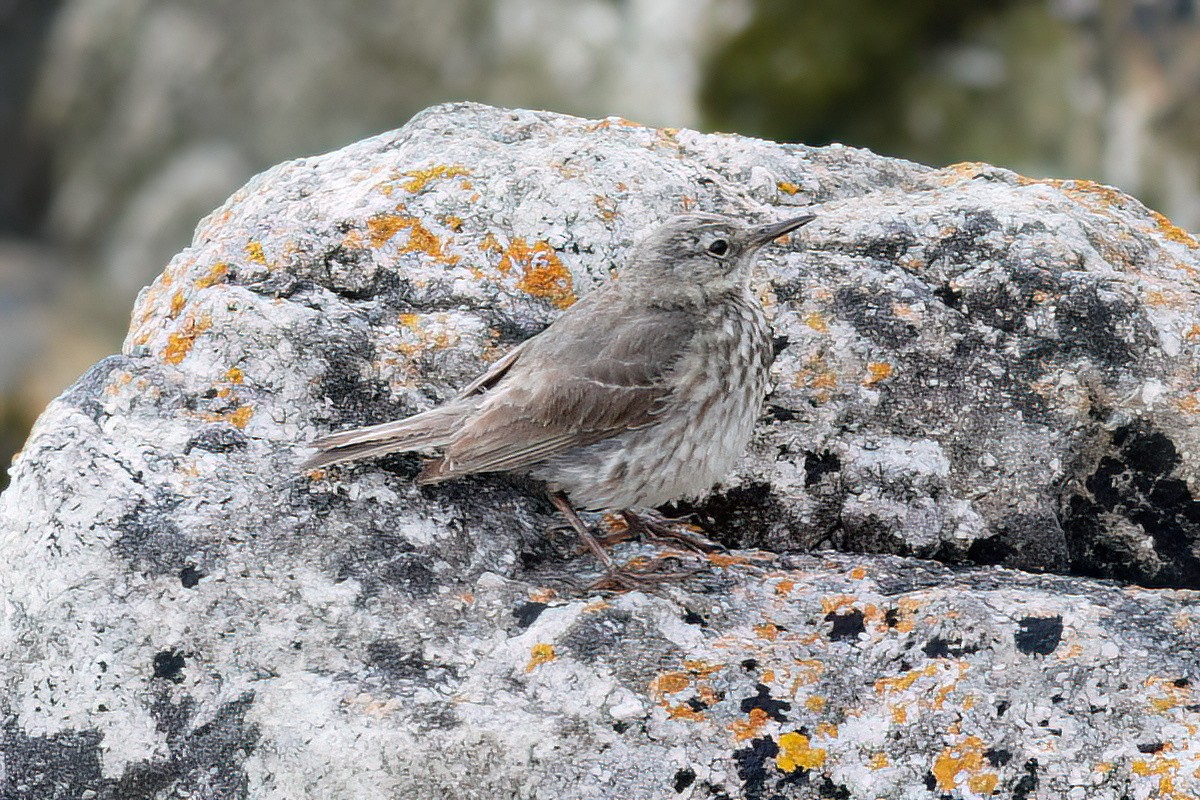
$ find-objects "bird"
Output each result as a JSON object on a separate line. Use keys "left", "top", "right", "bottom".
{"left": 304, "top": 211, "right": 815, "bottom": 587}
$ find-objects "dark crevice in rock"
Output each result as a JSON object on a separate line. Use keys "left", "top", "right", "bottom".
{"left": 1063, "top": 420, "right": 1200, "bottom": 589}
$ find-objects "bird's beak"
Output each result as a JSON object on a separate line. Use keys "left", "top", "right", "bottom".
{"left": 749, "top": 214, "right": 816, "bottom": 247}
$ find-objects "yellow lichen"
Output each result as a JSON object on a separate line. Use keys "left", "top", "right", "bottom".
{"left": 225, "top": 367, "right": 244, "bottom": 384}
{"left": 869, "top": 753, "right": 889, "bottom": 769}
{"left": 931, "top": 736, "right": 991, "bottom": 791}
{"left": 195, "top": 262, "right": 230, "bottom": 288}
{"left": 777, "top": 181, "right": 801, "bottom": 195}
{"left": 776, "top": 732, "right": 826, "bottom": 773}
{"left": 401, "top": 165, "right": 471, "bottom": 194}
{"left": 525, "top": 643, "right": 556, "bottom": 672}
{"left": 246, "top": 241, "right": 267, "bottom": 266}
{"left": 169, "top": 291, "right": 187, "bottom": 319}
{"left": 864, "top": 362, "right": 893, "bottom": 386}
{"left": 803, "top": 312, "right": 829, "bottom": 332}
{"left": 805, "top": 695, "right": 826, "bottom": 712}
{"left": 164, "top": 316, "right": 212, "bottom": 365}
{"left": 203, "top": 405, "right": 254, "bottom": 429}
{"left": 967, "top": 773, "right": 999, "bottom": 794}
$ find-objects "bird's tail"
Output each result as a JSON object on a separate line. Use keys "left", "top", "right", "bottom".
{"left": 301, "top": 402, "right": 469, "bottom": 470}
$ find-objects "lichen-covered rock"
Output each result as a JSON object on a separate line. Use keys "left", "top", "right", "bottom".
{"left": 2, "top": 102, "right": 1200, "bottom": 798}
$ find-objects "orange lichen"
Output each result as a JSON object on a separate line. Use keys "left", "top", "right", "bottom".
{"left": 195, "top": 262, "right": 230, "bottom": 289}
{"left": 931, "top": 736, "right": 993, "bottom": 791}
{"left": 732, "top": 707, "right": 771, "bottom": 740}
{"left": 940, "top": 162, "right": 994, "bottom": 183}
{"left": 683, "top": 659, "right": 725, "bottom": 678}
{"left": 1150, "top": 210, "right": 1200, "bottom": 248}
{"left": 875, "top": 663, "right": 940, "bottom": 695}
{"left": 889, "top": 597, "right": 921, "bottom": 633}
{"left": 169, "top": 291, "right": 187, "bottom": 319}
{"left": 246, "top": 241, "right": 267, "bottom": 266}
{"left": 594, "top": 194, "right": 619, "bottom": 221}
{"left": 967, "top": 773, "right": 999, "bottom": 794}
{"left": 849, "top": 566, "right": 867, "bottom": 580}
{"left": 706, "top": 552, "right": 763, "bottom": 567}
{"left": 864, "top": 362, "right": 893, "bottom": 386}
{"left": 205, "top": 405, "right": 253, "bottom": 429}
{"left": 525, "top": 643, "right": 556, "bottom": 672}
{"left": 368, "top": 213, "right": 410, "bottom": 247}
{"left": 666, "top": 704, "right": 706, "bottom": 721}
{"left": 225, "top": 367, "right": 244, "bottom": 384}
{"left": 1147, "top": 676, "right": 1194, "bottom": 712}
{"left": 821, "top": 595, "right": 857, "bottom": 614}
{"left": 479, "top": 232, "right": 503, "bottom": 253}
{"left": 890, "top": 704, "right": 908, "bottom": 724}
{"left": 776, "top": 732, "right": 826, "bottom": 772}
{"left": 777, "top": 181, "right": 801, "bottom": 195}
{"left": 793, "top": 659, "right": 825, "bottom": 685}
{"left": 650, "top": 672, "right": 691, "bottom": 696}
{"left": 754, "top": 623, "right": 780, "bottom": 641}
{"left": 529, "top": 588, "right": 557, "bottom": 604}
{"left": 803, "top": 312, "right": 829, "bottom": 333}
{"left": 587, "top": 117, "right": 646, "bottom": 132}
{"left": 368, "top": 213, "right": 461, "bottom": 265}
{"left": 774, "top": 579, "right": 796, "bottom": 596}
{"left": 164, "top": 316, "right": 212, "bottom": 365}
{"left": 498, "top": 238, "right": 575, "bottom": 308}
{"left": 401, "top": 165, "right": 471, "bottom": 194}
{"left": 697, "top": 684, "right": 721, "bottom": 707}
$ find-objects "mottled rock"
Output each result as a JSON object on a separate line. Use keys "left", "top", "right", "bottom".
{"left": 2, "top": 103, "right": 1200, "bottom": 798}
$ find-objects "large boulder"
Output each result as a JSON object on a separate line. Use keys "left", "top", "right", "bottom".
{"left": 2, "top": 102, "right": 1199, "bottom": 798}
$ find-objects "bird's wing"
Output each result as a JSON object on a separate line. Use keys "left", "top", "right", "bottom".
{"left": 420, "top": 293, "right": 697, "bottom": 481}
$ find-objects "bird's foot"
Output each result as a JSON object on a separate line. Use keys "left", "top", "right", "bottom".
{"left": 620, "top": 510, "right": 725, "bottom": 554}
{"left": 587, "top": 554, "right": 702, "bottom": 593}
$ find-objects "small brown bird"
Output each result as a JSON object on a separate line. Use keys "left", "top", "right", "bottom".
{"left": 305, "top": 211, "right": 815, "bottom": 585}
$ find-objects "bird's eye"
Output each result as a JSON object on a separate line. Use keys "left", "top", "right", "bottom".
{"left": 707, "top": 238, "right": 729, "bottom": 256}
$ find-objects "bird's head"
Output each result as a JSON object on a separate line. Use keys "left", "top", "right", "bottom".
{"left": 622, "top": 211, "right": 815, "bottom": 301}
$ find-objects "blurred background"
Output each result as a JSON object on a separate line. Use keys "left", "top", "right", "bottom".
{"left": 2, "top": 0, "right": 1199, "bottom": 487}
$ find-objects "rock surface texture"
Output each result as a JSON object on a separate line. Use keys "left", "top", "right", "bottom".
{"left": 3, "top": 103, "right": 1200, "bottom": 798}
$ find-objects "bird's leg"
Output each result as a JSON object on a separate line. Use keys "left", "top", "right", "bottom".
{"left": 549, "top": 492, "right": 619, "bottom": 571}
{"left": 549, "top": 492, "right": 674, "bottom": 591}
{"left": 620, "top": 509, "right": 724, "bottom": 553}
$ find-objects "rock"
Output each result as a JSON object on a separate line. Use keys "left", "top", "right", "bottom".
{"left": 2, "top": 102, "right": 1200, "bottom": 798}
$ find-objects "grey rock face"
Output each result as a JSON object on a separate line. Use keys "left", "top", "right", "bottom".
{"left": 2, "top": 103, "right": 1200, "bottom": 798}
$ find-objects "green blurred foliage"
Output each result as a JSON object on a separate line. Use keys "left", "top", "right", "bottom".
{"left": 701, "top": 0, "right": 1041, "bottom": 166}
